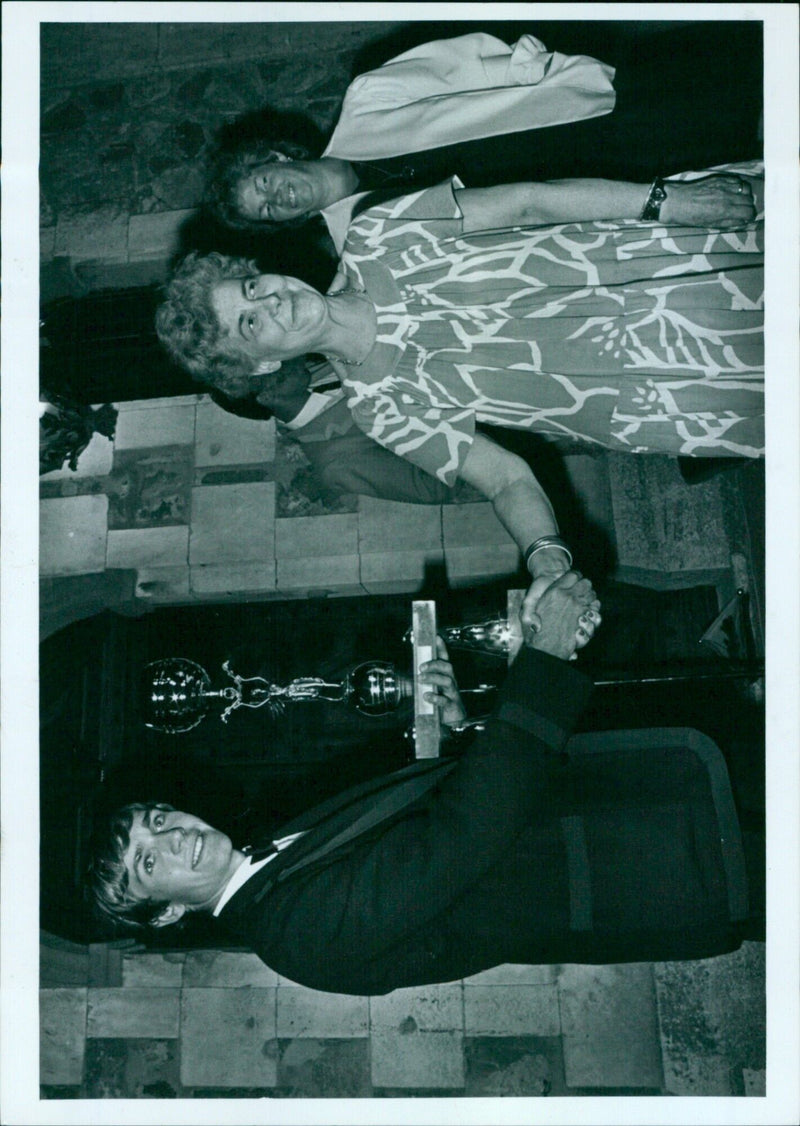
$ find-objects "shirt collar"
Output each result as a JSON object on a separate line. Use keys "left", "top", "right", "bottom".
{"left": 212, "top": 855, "right": 270, "bottom": 916}
{"left": 282, "top": 387, "right": 345, "bottom": 431}
{"left": 213, "top": 830, "right": 306, "bottom": 915}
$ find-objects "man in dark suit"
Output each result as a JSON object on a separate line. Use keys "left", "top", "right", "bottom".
{"left": 89, "top": 572, "right": 757, "bottom": 996}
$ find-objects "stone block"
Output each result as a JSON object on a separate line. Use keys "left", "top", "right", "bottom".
{"left": 114, "top": 395, "right": 202, "bottom": 412}
{"left": 183, "top": 950, "right": 278, "bottom": 988}
{"left": 464, "top": 985, "right": 560, "bottom": 1037}
{"left": 84, "top": 1037, "right": 181, "bottom": 1099}
{"left": 158, "top": 24, "right": 249, "bottom": 66}
{"left": 87, "top": 988, "right": 180, "bottom": 1039}
{"left": 465, "top": 1034, "right": 568, "bottom": 1097}
{"left": 464, "top": 964, "right": 558, "bottom": 986}
{"left": 190, "top": 563, "right": 276, "bottom": 597}
{"left": 128, "top": 209, "right": 196, "bottom": 262}
{"left": 83, "top": 24, "right": 158, "bottom": 79}
{"left": 275, "top": 514, "right": 358, "bottom": 559}
{"left": 54, "top": 204, "right": 128, "bottom": 263}
{"left": 443, "top": 502, "right": 516, "bottom": 547}
{"left": 40, "top": 432, "right": 114, "bottom": 481}
{"left": 180, "top": 988, "right": 277, "bottom": 1088}
{"left": 360, "top": 549, "right": 445, "bottom": 594}
{"left": 194, "top": 399, "right": 275, "bottom": 466}
{"left": 370, "top": 1031, "right": 465, "bottom": 1089}
{"left": 654, "top": 943, "right": 766, "bottom": 1096}
{"left": 370, "top": 984, "right": 463, "bottom": 1033}
{"left": 113, "top": 404, "right": 196, "bottom": 450}
{"left": 277, "top": 987, "right": 368, "bottom": 1038}
{"left": 189, "top": 482, "right": 275, "bottom": 565}
{"left": 358, "top": 496, "right": 442, "bottom": 553}
{"left": 445, "top": 544, "right": 521, "bottom": 586}
{"left": 40, "top": 989, "right": 87, "bottom": 1085}
{"left": 107, "top": 525, "right": 189, "bottom": 570}
{"left": 743, "top": 1067, "right": 766, "bottom": 1096}
{"left": 121, "top": 954, "right": 184, "bottom": 988}
{"left": 277, "top": 1039, "right": 371, "bottom": 1098}
{"left": 75, "top": 257, "right": 172, "bottom": 292}
{"left": 607, "top": 453, "right": 731, "bottom": 575}
{"left": 559, "top": 963, "right": 663, "bottom": 1089}
{"left": 276, "top": 554, "right": 362, "bottom": 598}
{"left": 41, "top": 25, "right": 87, "bottom": 85}
{"left": 135, "top": 565, "right": 191, "bottom": 603}
{"left": 656, "top": 1046, "right": 734, "bottom": 1097}
{"left": 40, "top": 495, "right": 108, "bottom": 576}
{"left": 86, "top": 944, "right": 123, "bottom": 988}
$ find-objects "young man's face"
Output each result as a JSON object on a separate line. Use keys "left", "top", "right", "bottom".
{"left": 122, "top": 807, "right": 243, "bottom": 920}
{"left": 235, "top": 156, "right": 336, "bottom": 223}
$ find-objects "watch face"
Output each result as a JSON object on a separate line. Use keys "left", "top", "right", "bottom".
{"left": 641, "top": 180, "right": 668, "bottom": 220}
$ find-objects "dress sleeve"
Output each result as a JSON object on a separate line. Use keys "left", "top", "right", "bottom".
{"left": 342, "top": 176, "right": 465, "bottom": 255}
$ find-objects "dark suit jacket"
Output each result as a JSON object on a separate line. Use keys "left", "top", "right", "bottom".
{"left": 218, "top": 648, "right": 748, "bottom": 995}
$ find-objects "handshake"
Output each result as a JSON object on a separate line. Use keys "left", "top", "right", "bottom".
{"left": 518, "top": 570, "right": 602, "bottom": 662}
{"left": 419, "top": 570, "right": 602, "bottom": 729}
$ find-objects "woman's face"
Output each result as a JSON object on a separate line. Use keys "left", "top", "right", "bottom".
{"left": 235, "top": 155, "right": 338, "bottom": 223}
{"left": 210, "top": 273, "right": 328, "bottom": 366}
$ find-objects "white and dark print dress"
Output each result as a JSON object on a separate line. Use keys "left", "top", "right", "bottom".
{"left": 336, "top": 170, "right": 764, "bottom": 485}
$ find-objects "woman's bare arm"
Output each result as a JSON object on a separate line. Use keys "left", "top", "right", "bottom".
{"left": 459, "top": 432, "right": 569, "bottom": 584}
{"left": 460, "top": 432, "right": 601, "bottom": 645}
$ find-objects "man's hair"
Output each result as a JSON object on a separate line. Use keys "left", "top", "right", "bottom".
{"left": 208, "top": 136, "right": 317, "bottom": 233}
{"left": 155, "top": 251, "right": 261, "bottom": 386}
{"left": 87, "top": 801, "right": 175, "bottom": 931}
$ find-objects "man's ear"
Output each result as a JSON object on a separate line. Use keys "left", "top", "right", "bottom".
{"left": 269, "top": 151, "right": 291, "bottom": 164}
{"left": 255, "top": 359, "right": 282, "bottom": 375}
{"left": 151, "top": 902, "right": 186, "bottom": 929}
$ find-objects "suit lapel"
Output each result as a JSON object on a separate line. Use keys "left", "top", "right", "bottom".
{"left": 250, "top": 757, "right": 454, "bottom": 848}
{"left": 242, "top": 758, "right": 458, "bottom": 903}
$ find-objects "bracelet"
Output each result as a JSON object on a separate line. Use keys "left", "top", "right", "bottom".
{"left": 639, "top": 177, "right": 668, "bottom": 221}
{"left": 523, "top": 536, "right": 573, "bottom": 571}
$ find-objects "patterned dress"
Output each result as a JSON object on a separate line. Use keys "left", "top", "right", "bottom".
{"left": 336, "top": 174, "right": 764, "bottom": 486}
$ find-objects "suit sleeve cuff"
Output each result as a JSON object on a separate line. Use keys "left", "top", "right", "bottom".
{"left": 497, "top": 647, "right": 593, "bottom": 752}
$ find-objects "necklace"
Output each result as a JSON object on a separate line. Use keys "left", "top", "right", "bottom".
{"left": 325, "top": 284, "right": 373, "bottom": 367}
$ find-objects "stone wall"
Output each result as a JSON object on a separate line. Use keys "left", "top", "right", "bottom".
{"left": 40, "top": 393, "right": 520, "bottom": 611}
{"left": 41, "top": 22, "right": 394, "bottom": 223}
{"left": 40, "top": 20, "right": 418, "bottom": 291}
{"left": 40, "top": 18, "right": 554, "bottom": 292}
{"left": 40, "top": 944, "right": 766, "bottom": 1097}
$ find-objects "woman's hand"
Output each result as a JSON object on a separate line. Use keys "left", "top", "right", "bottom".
{"left": 418, "top": 638, "right": 467, "bottom": 728}
{"left": 524, "top": 571, "right": 602, "bottom": 661}
{"left": 520, "top": 545, "right": 572, "bottom": 638}
{"left": 660, "top": 175, "right": 756, "bottom": 229}
{"left": 520, "top": 558, "right": 601, "bottom": 658}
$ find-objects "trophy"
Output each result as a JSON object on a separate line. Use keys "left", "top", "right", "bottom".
{"left": 141, "top": 656, "right": 412, "bottom": 734}
{"left": 141, "top": 595, "right": 524, "bottom": 756}
{"left": 416, "top": 617, "right": 516, "bottom": 657}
